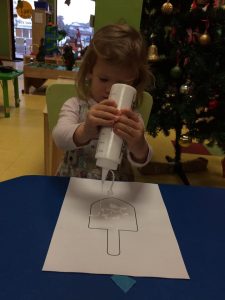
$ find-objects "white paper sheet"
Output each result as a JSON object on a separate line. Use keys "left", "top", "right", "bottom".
{"left": 43, "top": 178, "right": 189, "bottom": 279}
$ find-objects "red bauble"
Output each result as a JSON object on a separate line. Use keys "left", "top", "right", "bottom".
{"left": 208, "top": 99, "right": 219, "bottom": 110}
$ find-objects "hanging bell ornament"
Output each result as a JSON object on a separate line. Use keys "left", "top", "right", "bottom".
{"left": 199, "top": 32, "right": 211, "bottom": 45}
{"left": 161, "top": 1, "right": 173, "bottom": 14}
{"left": 178, "top": 134, "right": 192, "bottom": 148}
{"left": 148, "top": 44, "right": 159, "bottom": 62}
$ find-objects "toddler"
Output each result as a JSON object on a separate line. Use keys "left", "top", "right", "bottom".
{"left": 53, "top": 23, "right": 154, "bottom": 181}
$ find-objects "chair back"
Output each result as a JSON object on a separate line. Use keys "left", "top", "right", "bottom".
{"left": 46, "top": 84, "right": 153, "bottom": 131}
{"left": 46, "top": 83, "right": 78, "bottom": 131}
{"left": 137, "top": 91, "right": 153, "bottom": 129}
{"left": 45, "top": 83, "right": 153, "bottom": 176}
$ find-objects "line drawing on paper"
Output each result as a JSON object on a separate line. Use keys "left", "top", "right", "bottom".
{"left": 88, "top": 197, "right": 138, "bottom": 256}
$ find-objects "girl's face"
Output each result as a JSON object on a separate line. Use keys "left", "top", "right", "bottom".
{"left": 89, "top": 58, "right": 137, "bottom": 102}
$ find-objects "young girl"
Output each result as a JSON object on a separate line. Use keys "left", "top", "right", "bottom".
{"left": 53, "top": 23, "right": 154, "bottom": 181}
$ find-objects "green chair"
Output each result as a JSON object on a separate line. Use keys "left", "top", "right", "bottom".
{"left": 137, "top": 91, "right": 153, "bottom": 129}
{"left": 46, "top": 83, "right": 153, "bottom": 131}
{"left": 45, "top": 83, "right": 78, "bottom": 175}
{"left": 46, "top": 83, "right": 78, "bottom": 131}
{"left": 45, "top": 83, "right": 153, "bottom": 175}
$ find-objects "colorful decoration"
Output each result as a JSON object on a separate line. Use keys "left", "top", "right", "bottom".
{"left": 45, "top": 24, "right": 59, "bottom": 56}
{"left": 148, "top": 43, "right": 159, "bottom": 62}
{"left": 161, "top": 1, "right": 173, "bottom": 14}
{"left": 180, "top": 82, "right": 191, "bottom": 94}
{"left": 191, "top": 0, "right": 210, "bottom": 10}
{"left": 140, "top": 0, "right": 225, "bottom": 177}
{"left": 199, "top": 20, "right": 211, "bottom": 45}
{"left": 16, "top": 0, "right": 32, "bottom": 19}
{"left": 208, "top": 98, "right": 219, "bottom": 110}
{"left": 199, "top": 32, "right": 211, "bottom": 45}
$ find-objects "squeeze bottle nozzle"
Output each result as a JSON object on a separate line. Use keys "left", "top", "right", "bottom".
{"left": 101, "top": 168, "right": 109, "bottom": 184}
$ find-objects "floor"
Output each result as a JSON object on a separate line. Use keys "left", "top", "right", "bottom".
{"left": 0, "top": 61, "right": 224, "bottom": 188}
{"left": 0, "top": 61, "right": 45, "bottom": 181}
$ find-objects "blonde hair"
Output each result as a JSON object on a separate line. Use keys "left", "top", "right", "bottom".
{"left": 77, "top": 23, "right": 154, "bottom": 100}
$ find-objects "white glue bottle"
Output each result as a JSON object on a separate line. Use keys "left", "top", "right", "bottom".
{"left": 95, "top": 83, "right": 137, "bottom": 184}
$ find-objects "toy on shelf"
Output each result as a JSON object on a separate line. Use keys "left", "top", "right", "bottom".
{"left": 36, "top": 38, "right": 46, "bottom": 62}
{"left": 62, "top": 45, "right": 76, "bottom": 70}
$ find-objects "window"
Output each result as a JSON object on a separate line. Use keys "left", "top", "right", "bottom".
{"left": 57, "top": 0, "right": 95, "bottom": 56}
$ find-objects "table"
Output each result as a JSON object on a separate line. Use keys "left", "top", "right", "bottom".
{"left": 23, "top": 62, "right": 78, "bottom": 93}
{"left": 0, "top": 70, "right": 23, "bottom": 117}
{"left": 0, "top": 175, "right": 225, "bottom": 299}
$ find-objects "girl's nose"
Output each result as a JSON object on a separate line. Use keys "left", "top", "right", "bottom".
{"left": 106, "top": 84, "right": 112, "bottom": 92}
{"left": 105, "top": 83, "right": 113, "bottom": 96}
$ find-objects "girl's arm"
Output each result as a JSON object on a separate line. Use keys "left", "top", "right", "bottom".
{"left": 53, "top": 98, "right": 120, "bottom": 150}
{"left": 74, "top": 99, "right": 119, "bottom": 146}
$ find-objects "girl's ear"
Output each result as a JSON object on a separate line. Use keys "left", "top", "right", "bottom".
{"left": 85, "top": 73, "right": 92, "bottom": 85}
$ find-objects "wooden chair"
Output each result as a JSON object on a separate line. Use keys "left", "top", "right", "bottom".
{"left": 45, "top": 83, "right": 153, "bottom": 175}
{"left": 45, "top": 83, "right": 78, "bottom": 175}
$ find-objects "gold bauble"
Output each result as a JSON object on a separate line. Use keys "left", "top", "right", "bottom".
{"left": 179, "top": 134, "right": 192, "bottom": 148}
{"left": 161, "top": 1, "right": 173, "bottom": 14}
{"left": 199, "top": 33, "right": 211, "bottom": 45}
{"left": 180, "top": 84, "right": 190, "bottom": 94}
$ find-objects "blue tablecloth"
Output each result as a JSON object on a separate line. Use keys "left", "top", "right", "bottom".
{"left": 0, "top": 175, "right": 225, "bottom": 299}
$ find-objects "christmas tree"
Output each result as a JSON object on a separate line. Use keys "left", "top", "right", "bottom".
{"left": 140, "top": 0, "right": 225, "bottom": 183}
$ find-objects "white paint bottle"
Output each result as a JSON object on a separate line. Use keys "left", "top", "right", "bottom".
{"left": 95, "top": 83, "right": 137, "bottom": 183}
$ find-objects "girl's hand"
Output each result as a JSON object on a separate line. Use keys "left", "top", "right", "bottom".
{"left": 84, "top": 99, "right": 119, "bottom": 139}
{"left": 113, "top": 109, "right": 149, "bottom": 163}
{"left": 74, "top": 99, "right": 119, "bottom": 145}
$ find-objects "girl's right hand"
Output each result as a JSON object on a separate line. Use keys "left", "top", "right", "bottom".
{"left": 74, "top": 99, "right": 119, "bottom": 146}
{"left": 83, "top": 99, "right": 119, "bottom": 140}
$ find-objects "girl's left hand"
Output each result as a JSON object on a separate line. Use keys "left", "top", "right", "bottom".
{"left": 113, "top": 109, "right": 149, "bottom": 163}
